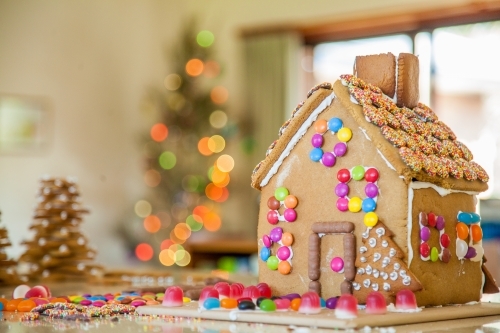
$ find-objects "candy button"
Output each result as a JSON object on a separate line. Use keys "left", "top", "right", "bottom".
{"left": 274, "top": 298, "right": 290, "bottom": 310}
{"left": 276, "top": 246, "right": 291, "bottom": 261}
{"left": 361, "top": 197, "right": 376, "bottom": 212}
{"left": 267, "top": 256, "right": 279, "bottom": 270}
{"left": 328, "top": 117, "right": 343, "bottom": 132}
{"left": 420, "top": 227, "right": 430, "bottom": 242}
{"left": 363, "top": 212, "right": 378, "bottom": 227}
{"left": 322, "top": 152, "right": 336, "bottom": 167}
{"left": 364, "top": 183, "right": 379, "bottom": 198}
{"left": 309, "top": 148, "right": 323, "bottom": 162}
{"left": 348, "top": 197, "right": 362, "bottom": 212}
{"left": 430, "top": 247, "right": 439, "bottom": 262}
{"left": 274, "top": 187, "right": 289, "bottom": 201}
{"left": 260, "top": 247, "right": 271, "bottom": 261}
{"left": 270, "top": 227, "right": 283, "bottom": 242}
{"left": 436, "top": 216, "right": 445, "bottom": 230}
{"left": 131, "top": 299, "right": 146, "bottom": 307}
{"left": 92, "top": 300, "right": 106, "bottom": 307}
{"left": 330, "top": 257, "right": 344, "bottom": 273}
{"left": 336, "top": 198, "right": 349, "bottom": 212}
{"left": 284, "top": 195, "right": 298, "bottom": 209}
{"left": 278, "top": 261, "right": 292, "bottom": 275}
{"left": 314, "top": 119, "right": 328, "bottom": 133}
{"left": 203, "top": 297, "right": 220, "bottom": 310}
{"left": 334, "top": 142, "right": 347, "bottom": 157}
{"left": 351, "top": 165, "right": 365, "bottom": 181}
{"left": 337, "top": 169, "right": 351, "bottom": 183}
{"left": 221, "top": 298, "right": 237, "bottom": 309}
{"left": 335, "top": 183, "right": 349, "bottom": 197}
{"left": 326, "top": 297, "right": 338, "bottom": 309}
{"left": 267, "top": 196, "right": 280, "bottom": 210}
{"left": 262, "top": 235, "right": 272, "bottom": 248}
{"left": 364, "top": 168, "right": 379, "bottom": 182}
{"left": 281, "top": 232, "right": 293, "bottom": 246}
{"left": 311, "top": 134, "right": 324, "bottom": 148}
{"left": 238, "top": 300, "right": 256, "bottom": 310}
{"left": 259, "top": 299, "right": 276, "bottom": 312}
{"left": 337, "top": 127, "right": 352, "bottom": 142}
{"left": 428, "top": 212, "right": 436, "bottom": 227}
{"left": 267, "top": 211, "right": 279, "bottom": 224}
{"left": 283, "top": 208, "right": 297, "bottom": 222}
{"left": 80, "top": 299, "right": 92, "bottom": 306}
{"left": 420, "top": 242, "right": 430, "bottom": 257}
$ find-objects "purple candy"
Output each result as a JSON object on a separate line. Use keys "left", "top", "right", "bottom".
{"left": 262, "top": 235, "right": 272, "bottom": 248}
{"left": 311, "top": 134, "right": 324, "bottom": 148}
{"left": 321, "top": 152, "right": 336, "bottom": 167}
{"left": 420, "top": 227, "right": 431, "bottom": 241}
{"left": 284, "top": 208, "right": 297, "bottom": 222}
{"left": 335, "top": 183, "right": 349, "bottom": 197}
{"left": 281, "top": 293, "right": 301, "bottom": 301}
{"left": 326, "top": 297, "right": 338, "bottom": 309}
{"left": 465, "top": 246, "right": 477, "bottom": 259}
{"left": 333, "top": 142, "right": 347, "bottom": 157}
{"left": 277, "top": 246, "right": 291, "bottom": 260}
{"left": 365, "top": 183, "right": 379, "bottom": 198}
{"left": 270, "top": 227, "right": 283, "bottom": 242}
{"left": 436, "top": 216, "right": 445, "bottom": 231}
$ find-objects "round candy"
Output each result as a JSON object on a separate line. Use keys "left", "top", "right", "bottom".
{"left": 283, "top": 208, "right": 297, "bottom": 222}
{"left": 335, "top": 183, "right": 349, "bottom": 197}
{"left": 348, "top": 197, "right": 362, "bottom": 212}
{"left": 471, "top": 225, "right": 482, "bottom": 242}
{"left": 277, "top": 246, "right": 291, "bottom": 261}
{"left": 284, "top": 195, "right": 298, "bottom": 209}
{"left": 420, "top": 242, "right": 430, "bottom": 257}
{"left": 322, "top": 152, "right": 336, "bottom": 167}
{"left": 267, "top": 197, "right": 280, "bottom": 210}
{"left": 281, "top": 232, "right": 293, "bottom": 246}
{"left": 328, "top": 117, "right": 343, "bottom": 132}
{"left": 267, "top": 210, "right": 279, "bottom": 224}
{"left": 364, "top": 212, "right": 378, "bottom": 227}
{"left": 259, "top": 299, "right": 277, "bottom": 312}
{"left": 420, "top": 227, "right": 430, "bottom": 242}
{"left": 278, "top": 261, "right": 292, "bottom": 275}
{"left": 364, "top": 183, "right": 379, "bottom": 198}
{"left": 430, "top": 247, "right": 439, "bottom": 262}
{"left": 275, "top": 187, "right": 289, "bottom": 201}
{"left": 314, "top": 119, "right": 328, "bottom": 133}
{"left": 456, "top": 222, "right": 469, "bottom": 240}
{"left": 337, "top": 127, "right": 352, "bottom": 142}
{"left": 310, "top": 148, "right": 323, "bottom": 162}
{"left": 334, "top": 142, "right": 347, "bottom": 157}
{"left": 311, "top": 134, "right": 324, "bottom": 148}
{"left": 336, "top": 198, "right": 349, "bottom": 212}
{"left": 440, "top": 233, "right": 450, "bottom": 248}
{"left": 428, "top": 212, "right": 437, "bottom": 227}
{"left": 260, "top": 247, "right": 271, "bottom": 261}
{"left": 364, "top": 168, "right": 379, "bottom": 182}
{"left": 361, "top": 198, "right": 376, "bottom": 212}
{"left": 337, "top": 169, "right": 351, "bottom": 183}
{"left": 267, "top": 256, "right": 279, "bottom": 270}
{"left": 262, "top": 235, "right": 272, "bottom": 248}
{"left": 351, "top": 165, "right": 365, "bottom": 181}
{"left": 270, "top": 227, "right": 283, "bottom": 242}
{"left": 330, "top": 257, "right": 344, "bottom": 273}
{"left": 436, "top": 216, "right": 445, "bottom": 231}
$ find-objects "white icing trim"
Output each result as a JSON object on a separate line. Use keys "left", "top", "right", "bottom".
{"left": 376, "top": 149, "right": 396, "bottom": 171}
{"left": 359, "top": 127, "right": 371, "bottom": 141}
{"left": 260, "top": 93, "right": 336, "bottom": 187}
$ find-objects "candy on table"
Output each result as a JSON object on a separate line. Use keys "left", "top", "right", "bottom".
{"left": 199, "top": 286, "right": 219, "bottom": 305}
{"left": 230, "top": 283, "right": 244, "bottom": 299}
{"left": 237, "top": 300, "right": 255, "bottom": 310}
{"left": 395, "top": 289, "right": 418, "bottom": 311}
{"left": 334, "top": 294, "right": 358, "bottom": 319}
{"left": 241, "top": 286, "right": 261, "bottom": 301}
{"left": 290, "top": 298, "right": 301, "bottom": 311}
{"left": 162, "top": 286, "right": 184, "bottom": 307}
{"left": 298, "top": 291, "right": 321, "bottom": 314}
{"left": 203, "top": 297, "right": 220, "bottom": 310}
{"left": 256, "top": 282, "right": 272, "bottom": 298}
{"left": 274, "top": 298, "right": 291, "bottom": 310}
{"left": 259, "top": 299, "right": 276, "bottom": 312}
{"left": 365, "top": 291, "right": 387, "bottom": 315}
{"left": 220, "top": 298, "right": 238, "bottom": 309}
{"left": 325, "top": 297, "right": 338, "bottom": 309}
{"left": 213, "top": 282, "right": 230, "bottom": 299}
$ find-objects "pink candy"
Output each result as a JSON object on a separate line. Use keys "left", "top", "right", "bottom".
{"left": 395, "top": 289, "right": 418, "bottom": 311}
{"left": 230, "top": 283, "right": 244, "bottom": 299}
{"left": 213, "top": 282, "right": 230, "bottom": 299}
{"left": 162, "top": 286, "right": 184, "bottom": 307}
{"left": 199, "top": 286, "right": 219, "bottom": 304}
{"left": 298, "top": 291, "right": 321, "bottom": 314}
{"left": 256, "top": 282, "right": 272, "bottom": 298}
{"left": 365, "top": 291, "right": 387, "bottom": 314}
{"left": 274, "top": 298, "right": 291, "bottom": 310}
{"left": 334, "top": 294, "right": 358, "bottom": 319}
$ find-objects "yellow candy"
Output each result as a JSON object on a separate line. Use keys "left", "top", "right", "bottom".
{"left": 364, "top": 212, "right": 378, "bottom": 227}
{"left": 337, "top": 127, "right": 352, "bottom": 142}
{"left": 183, "top": 297, "right": 191, "bottom": 303}
{"left": 348, "top": 197, "right": 362, "bottom": 212}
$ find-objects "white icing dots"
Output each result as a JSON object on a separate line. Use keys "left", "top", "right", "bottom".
{"left": 372, "top": 283, "right": 379, "bottom": 291}
{"left": 383, "top": 283, "right": 391, "bottom": 291}
{"left": 375, "top": 227, "right": 385, "bottom": 237}
{"left": 382, "top": 240, "right": 388, "bottom": 247}
{"left": 359, "top": 246, "right": 367, "bottom": 253}
{"left": 368, "top": 238, "right": 377, "bottom": 247}
{"left": 353, "top": 282, "right": 361, "bottom": 290}
{"left": 403, "top": 276, "right": 411, "bottom": 286}
{"left": 360, "top": 257, "right": 367, "bottom": 263}
{"left": 394, "top": 263, "right": 401, "bottom": 271}
{"left": 363, "top": 279, "right": 371, "bottom": 288}
{"left": 382, "top": 257, "right": 390, "bottom": 268}
{"left": 389, "top": 248, "right": 396, "bottom": 257}
{"left": 390, "top": 272, "right": 398, "bottom": 280}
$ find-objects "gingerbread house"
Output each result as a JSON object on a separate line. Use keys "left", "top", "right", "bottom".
{"left": 251, "top": 53, "right": 498, "bottom": 306}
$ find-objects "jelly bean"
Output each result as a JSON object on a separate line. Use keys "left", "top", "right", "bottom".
{"left": 440, "top": 233, "right": 450, "bottom": 248}
{"left": 457, "top": 212, "right": 474, "bottom": 224}
{"left": 336, "top": 198, "right": 349, "bottom": 211}
{"left": 6, "top": 299, "right": 22, "bottom": 311}
{"left": 361, "top": 197, "right": 376, "bottom": 212}
{"left": 282, "top": 293, "right": 301, "bottom": 301}
{"left": 465, "top": 246, "right": 477, "bottom": 259}
{"left": 146, "top": 300, "right": 160, "bottom": 305}
{"left": 430, "top": 247, "right": 439, "bottom": 262}
{"left": 221, "top": 298, "right": 237, "bottom": 309}
{"left": 277, "top": 246, "right": 291, "bottom": 261}
{"left": 363, "top": 212, "right": 378, "bottom": 227}
{"left": 334, "top": 294, "right": 357, "bottom": 318}
{"left": 278, "top": 261, "right": 291, "bottom": 275}
{"left": 299, "top": 292, "right": 321, "bottom": 314}
{"left": 309, "top": 148, "right": 323, "bottom": 162}
{"left": 274, "top": 298, "right": 290, "bottom": 310}
{"left": 441, "top": 248, "right": 451, "bottom": 263}
{"left": 334, "top": 142, "right": 347, "bottom": 157}
{"left": 436, "top": 216, "right": 445, "bottom": 231}
{"left": 335, "top": 183, "right": 349, "bottom": 197}
{"left": 256, "top": 297, "right": 267, "bottom": 307}
{"left": 34, "top": 298, "right": 49, "bottom": 306}
{"left": 348, "top": 197, "right": 362, "bottom": 212}
{"left": 365, "top": 291, "right": 386, "bottom": 315}
{"left": 238, "top": 300, "right": 256, "bottom": 310}
{"left": 183, "top": 297, "right": 191, "bottom": 303}
{"left": 420, "top": 227, "right": 430, "bottom": 242}
{"left": 325, "top": 297, "right": 338, "bottom": 309}
{"left": 395, "top": 290, "right": 417, "bottom": 310}
{"left": 364, "top": 183, "right": 379, "bottom": 198}
{"left": 364, "top": 168, "right": 379, "bottom": 182}
{"left": 267, "top": 196, "right": 280, "bottom": 210}
{"left": 284, "top": 195, "right": 298, "bottom": 209}
{"left": 120, "top": 298, "right": 132, "bottom": 304}
{"left": 471, "top": 225, "right": 483, "bottom": 242}
{"left": 351, "top": 165, "right": 365, "bottom": 181}
{"left": 290, "top": 298, "right": 301, "bottom": 311}
{"left": 328, "top": 117, "right": 343, "bottom": 132}
{"left": 0, "top": 303, "right": 3, "bottom": 311}
{"left": 283, "top": 208, "right": 297, "bottom": 222}
{"left": 314, "top": 119, "right": 328, "bottom": 133}
{"left": 330, "top": 257, "right": 344, "bottom": 273}
{"left": 17, "top": 299, "right": 36, "bottom": 312}
{"left": 320, "top": 298, "right": 326, "bottom": 308}
{"left": 456, "top": 222, "right": 469, "bottom": 240}
{"left": 322, "top": 152, "right": 336, "bottom": 167}
{"left": 259, "top": 299, "right": 276, "bottom": 312}
{"left": 163, "top": 286, "right": 184, "bottom": 307}
{"left": 311, "top": 134, "right": 324, "bottom": 148}
{"left": 456, "top": 239, "right": 468, "bottom": 259}
{"left": 281, "top": 232, "right": 293, "bottom": 246}
{"left": 203, "top": 297, "right": 220, "bottom": 310}
{"left": 470, "top": 213, "right": 481, "bottom": 223}
{"left": 0, "top": 297, "right": 8, "bottom": 309}
{"left": 420, "top": 242, "right": 430, "bottom": 257}
{"left": 214, "top": 282, "right": 231, "bottom": 299}
{"left": 267, "top": 211, "right": 279, "bottom": 224}
{"left": 337, "top": 127, "right": 352, "bottom": 142}
{"left": 131, "top": 299, "right": 146, "bottom": 307}
{"left": 256, "top": 283, "right": 272, "bottom": 298}
{"left": 274, "top": 187, "right": 289, "bottom": 201}
{"left": 270, "top": 227, "right": 283, "bottom": 242}
{"left": 428, "top": 212, "right": 436, "bottom": 227}
{"left": 337, "top": 169, "right": 351, "bottom": 183}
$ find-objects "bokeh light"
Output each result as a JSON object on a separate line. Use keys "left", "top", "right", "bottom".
{"left": 156, "top": 211, "right": 172, "bottom": 229}
{"left": 212, "top": 171, "right": 230, "bottom": 188}
{"left": 185, "top": 58, "right": 204, "bottom": 76}
{"left": 150, "top": 123, "right": 168, "bottom": 142}
{"left": 159, "top": 151, "right": 176, "bottom": 169}
{"left": 182, "top": 175, "right": 199, "bottom": 192}
{"left": 207, "top": 166, "right": 214, "bottom": 181}
{"left": 208, "top": 135, "right": 225, "bottom": 153}
{"left": 203, "top": 212, "right": 222, "bottom": 232}
{"left": 174, "top": 223, "right": 192, "bottom": 240}
{"left": 210, "top": 86, "right": 228, "bottom": 104}
{"left": 160, "top": 238, "right": 175, "bottom": 250}
{"left": 159, "top": 249, "right": 175, "bottom": 266}
{"left": 135, "top": 243, "right": 154, "bottom": 261}
{"left": 164, "top": 74, "right": 182, "bottom": 91}
{"left": 198, "top": 137, "right": 212, "bottom": 156}
{"left": 170, "top": 229, "right": 185, "bottom": 244}
{"left": 143, "top": 215, "right": 161, "bottom": 233}
{"left": 193, "top": 205, "right": 210, "bottom": 219}
{"left": 144, "top": 169, "right": 161, "bottom": 187}
{"left": 209, "top": 110, "right": 227, "bottom": 129}
{"left": 203, "top": 60, "right": 220, "bottom": 78}
{"left": 186, "top": 214, "right": 203, "bottom": 231}
{"left": 171, "top": 203, "right": 189, "bottom": 221}
{"left": 176, "top": 251, "right": 191, "bottom": 266}
{"left": 167, "top": 93, "right": 186, "bottom": 111}
{"left": 215, "top": 187, "right": 229, "bottom": 203}
{"left": 205, "top": 183, "right": 223, "bottom": 200}
{"left": 197, "top": 30, "right": 215, "bottom": 47}
{"left": 216, "top": 154, "right": 234, "bottom": 172}
{"left": 135, "top": 200, "right": 152, "bottom": 218}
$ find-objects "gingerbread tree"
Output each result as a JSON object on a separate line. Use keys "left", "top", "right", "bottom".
{"left": 0, "top": 211, "right": 23, "bottom": 285}
{"left": 18, "top": 176, "right": 103, "bottom": 282}
{"left": 353, "top": 221, "right": 422, "bottom": 304}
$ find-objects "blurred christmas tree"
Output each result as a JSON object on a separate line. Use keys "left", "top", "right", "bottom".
{"left": 133, "top": 21, "right": 240, "bottom": 267}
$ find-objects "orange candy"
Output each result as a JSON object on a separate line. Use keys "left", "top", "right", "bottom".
{"left": 17, "top": 299, "right": 36, "bottom": 312}
{"left": 220, "top": 298, "right": 238, "bottom": 309}
{"left": 471, "top": 225, "right": 483, "bottom": 242}
{"left": 50, "top": 297, "right": 68, "bottom": 303}
{"left": 0, "top": 297, "right": 8, "bottom": 310}
{"left": 314, "top": 119, "right": 327, "bottom": 134}
{"left": 456, "top": 222, "right": 469, "bottom": 240}
{"left": 281, "top": 232, "right": 294, "bottom": 246}
{"left": 278, "top": 261, "right": 291, "bottom": 275}
{"left": 284, "top": 195, "right": 298, "bottom": 209}
{"left": 5, "top": 299, "right": 23, "bottom": 311}
{"left": 290, "top": 298, "right": 301, "bottom": 311}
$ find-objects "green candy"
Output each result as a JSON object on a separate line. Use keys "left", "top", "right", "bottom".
{"left": 352, "top": 165, "right": 365, "bottom": 181}
{"left": 431, "top": 247, "right": 439, "bottom": 262}
{"left": 274, "top": 187, "right": 289, "bottom": 201}
{"left": 267, "top": 256, "right": 279, "bottom": 270}
{"left": 259, "top": 299, "right": 277, "bottom": 312}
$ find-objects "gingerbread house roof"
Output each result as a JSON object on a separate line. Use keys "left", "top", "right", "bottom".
{"left": 251, "top": 77, "right": 489, "bottom": 193}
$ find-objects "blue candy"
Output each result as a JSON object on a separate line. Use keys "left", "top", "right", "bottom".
{"left": 260, "top": 247, "right": 271, "bottom": 261}
{"left": 203, "top": 297, "right": 220, "bottom": 310}
{"left": 320, "top": 297, "right": 326, "bottom": 308}
{"left": 457, "top": 211, "right": 481, "bottom": 224}
{"left": 362, "top": 197, "right": 377, "bottom": 212}
{"left": 309, "top": 148, "right": 323, "bottom": 162}
{"left": 328, "top": 117, "right": 343, "bottom": 133}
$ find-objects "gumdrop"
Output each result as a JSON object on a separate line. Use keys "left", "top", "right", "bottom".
{"left": 334, "top": 294, "right": 358, "bottom": 319}
{"left": 213, "top": 282, "right": 230, "bottom": 299}
{"left": 256, "top": 282, "right": 272, "bottom": 298}
{"left": 365, "top": 291, "right": 387, "bottom": 314}
{"left": 242, "top": 286, "right": 261, "bottom": 301}
{"left": 395, "top": 289, "right": 417, "bottom": 311}
{"left": 199, "top": 286, "right": 219, "bottom": 305}
{"left": 230, "top": 283, "right": 244, "bottom": 299}
{"left": 298, "top": 291, "right": 321, "bottom": 314}
{"left": 162, "top": 286, "right": 184, "bottom": 307}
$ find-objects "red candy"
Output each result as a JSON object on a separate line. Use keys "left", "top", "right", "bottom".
{"left": 230, "top": 283, "right": 244, "bottom": 299}
{"left": 365, "top": 291, "right": 386, "bottom": 315}
{"left": 420, "top": 242, "right": 430, "bottom": 257}
{"left": 334, "top": 294, "right": 358, "bottom": 319}
{"left": 162, "top": 286, "right": 184, "bottom": 307}
{"left": 213, "top": 282, "right": 230, "bottom": 299}
{"left": 298, "top": 291, "right": 321, "bottom": 314}
{"left": 364, "top": 168, "right": 379, "bottom": 183}
{"left": 256, "top": 283, "right": 272, "bottom": 298}
{"left": 337, "top": 169, "right": 351, "bottom": 183}
{"left": 395, "top": 289, "right": 418, "bottom": 311}
{"left": 199, "top": 286, "right": 219, "bottom": 305}
{"left": 440, "top": 233, "right": 451, "bottom": 248}
{"left": 241, "top": 286, "right": 260, "bottom": 301}
{"left": 267, "top": 211, "right": 279, "bottom": 224}
{"left": 427, "top": 212, "right": 436, "bottom": 227}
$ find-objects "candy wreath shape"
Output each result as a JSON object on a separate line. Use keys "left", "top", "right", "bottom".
{"left": 260, "top": 226, "right": 294, "bottom": 275}
{"left": 266, "top": 187, "right": 298, "bottom": 224}
{"left": 309, "top": 117, "right": 352, "bottom": 167}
